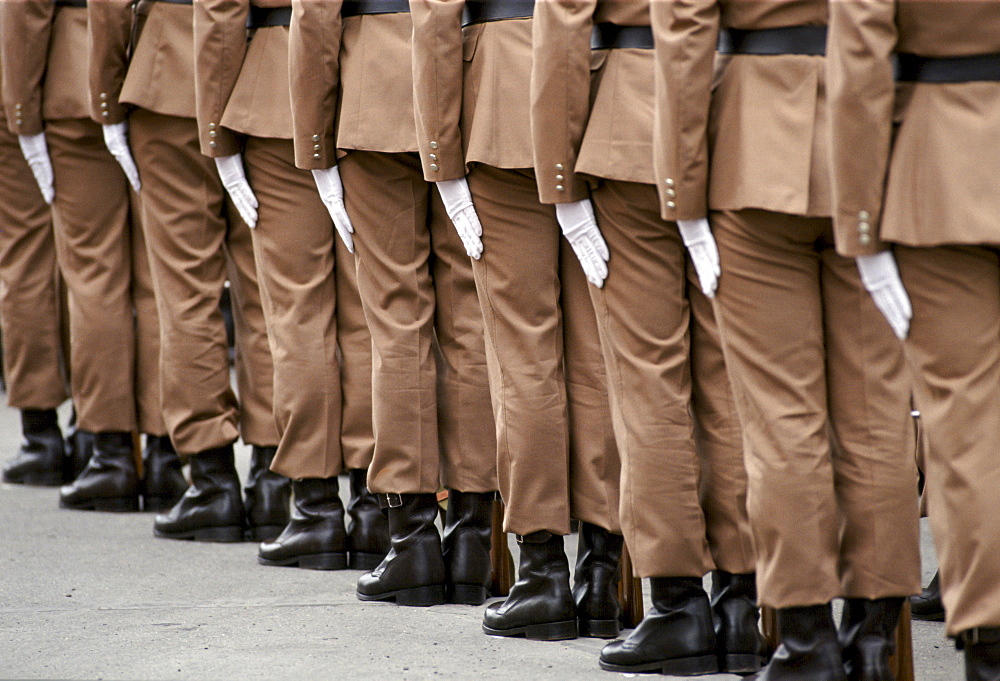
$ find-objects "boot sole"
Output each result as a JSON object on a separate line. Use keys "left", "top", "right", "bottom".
{"left": 258, "top": 552, "right": 348, "bottom": 570}
{"left": 720, "top": 653, "right": 763, "bottom": 674}
{"left": 578, "top": 618, "right": 620, "bottom": 639}
{"left": 247, "top": 524, "right": 285, "bottom": 543}
{"left": 448, "top": 584, "right": 490, "bottom": 606}
{"left": 3, "top": 471, "right": 64, "bottom": 487}
{"left": 356, "top": 584, "right": 446, "bottom": 607}
{"left": 482, "top": 619, "right": 578, "bottom": 641}
{"left": 349, "top": 551, "right": 386, "bottom": 571}
{"left": 154, "top": 525, "right": 245, "bottom": 543}
{"left": 59, "top": 496, "right": 140, "bottom": 512}
{"left": 599, "top": 654, "right": 718, "bottom": 675}
{"left": 911, "top": 611, "right": 945, "bottom": 622}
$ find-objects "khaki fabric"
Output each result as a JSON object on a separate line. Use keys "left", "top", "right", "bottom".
{"left": 590, "top": 179, "right": 752, "bottom": 578}
{"left": 120, "top": 1, "right": 198, "bottom": 119}
{"left": 896, "top": 245, "right": 1000, "bottom": 635}
{"left": 711, "top": 209, "right": 920, "bottom": 608}
{"left": 466, "top": 163, "right": 620, "bottom": 537}
{"left": 129, "top": 108, "right": 277, "bottom": 454}
{"left": 337, "top": 150, "right": 496, "bottom": 495}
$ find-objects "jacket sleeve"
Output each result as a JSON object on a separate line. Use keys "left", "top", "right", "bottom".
{"left": 650, "top": 0, "right": 718, "bottom": 221}
{"left": 0, "top": 0, "right": 53, "bottom": 135}
{"left": 193, "top": 0, "right": 248, "bottom": 157}
{"left": 827, "top": 0, "right": 897, "bottom": 257}
{"left": 87, "top": 0, "right": 133, "bottom": 125}
{"left": 529, "top": 0, "right": 596, "bottom": 204}
{"left": 289, "top": 0, "right": 342, "bottom": 170}
{"left": 409, "top": 0, "right": 465, "bottom": 182}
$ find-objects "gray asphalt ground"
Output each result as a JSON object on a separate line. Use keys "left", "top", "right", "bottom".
{"left": 0, "top": 398, "right": 963, "bottom": 680}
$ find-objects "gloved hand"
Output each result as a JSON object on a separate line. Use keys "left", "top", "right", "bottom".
{"left": 677, "top": 218, "right": 721, "bottom": 298}
{"left": 856, "top": 251, "right": 911, "bottom": 340}
{"left": 312, "top": 166, "right": 354, "bottom": 253}
{"left": 18, "top": 133, "right": 55, "bottom": 204}
{"left": 215, "top": 154, "right": 258, "bottom": 228}
{"left": 435, "top": 178, "right": 483, "bottom": 260}
{"left": 102, "top": 122, "right": 141, "bottom": 192}
{"left": 555, "top": 199, "right": 609, "bottom": 287}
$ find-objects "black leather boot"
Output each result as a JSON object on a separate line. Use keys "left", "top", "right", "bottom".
{"left": 347, "top": 468, "right": 389, "bottom": 570}
{"left": 2, "top": 409, "right": 64, "bottom": 486}
{"left": 141, "top": 435, "right": 187, "bottom": 512}
{"left": 442, "top": 490, "right": 494, "bottom": 605}
{"left": 63, "top": 409, "right": 94, "bottom": 482}
{"left": 747, "top": 603, "right": 846, "bottom": 681}
{"left": 356, "top": 493, "right": 447, "bottom": 606}
{"left": 259, "top": 477, "right": 348, "bottom": 570}
{"left": 573, "top": 522, "right": 624, "bottom": 638}
{"left": 59, "top": 431, "right": 140, "bottom": 511}
{"left": 482, "top": 530, "right": 578, "bottom": 641}
{"left": 243, "top": 445, "right": 291, "bottom": 542}
{"left": 839, "top": 597, "right": 903, "bottom": 681}
{"left": 153, "top": 444, "right": 245, "bottom": 542}
{"left": 712, "top": 571, "right": 767, "bottom": 674}
{"left": 960, "top": 628, "right": 1000, "bottom": 681}
{"left": 910, "top": 571, "right": 945, "bottom": 621}
{"left": 600, "top": 576, "right": 718, "bottom": 675}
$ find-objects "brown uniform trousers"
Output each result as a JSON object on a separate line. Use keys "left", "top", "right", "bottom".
{"left": 288, "top": 5, "right": 496, "bottom": 494}
{"left": 193, "top": 0, "right": 374, "bottom": 478}
{"left": 87, "top": 0, "right": 277, "bottom": 455}
{"left": 828, "top": 2, "right": 1000, "bottom": 635}
{"left": 0, "top": 3, "right": 163, "bottom": 436}
{"left": 652, "top": 0, "right": 920, "bottom": 608}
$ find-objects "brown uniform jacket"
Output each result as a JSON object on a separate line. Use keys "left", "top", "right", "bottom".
{"left": 288, "top": 0, "right": 417, "bottom": 170}
{"left": 651, "top": 0, "right": 828, "bottom": 222}
{"left": 1, "top": 0, "right": 90, "bottom": 134}
{"left": 194, "top": 0, "right": 294, "bottom": 158}
{"left": 828, "top": 1, "right": 1000, "bottom": 257}
{"left": 530, "top": 0, "right": 650, "bottom": 204}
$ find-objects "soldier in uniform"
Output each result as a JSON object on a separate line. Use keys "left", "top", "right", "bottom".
{"left": 409, "top": 0, "right": 623, "bottom": 641}
{"left": 192, "top": 0, "right": 386, "bottom": 570}
{"left": 530, "top": 0, "right": 760, "bottom": 673}
{"left": 88, "top": 0, "right": 288, "bottom": 539}
{"left": 651, "top": 1, "right": 922, "bottom": 678}
{"left": 289, "top": 0, "right": 499, "bottom": 606}
{"left": 828, "top": 3, "right": 1000, "bottom": 678}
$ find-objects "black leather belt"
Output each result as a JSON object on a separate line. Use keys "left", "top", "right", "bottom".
{"left": 718, "top": 25, "right": 827, "bottom": 56}
{"left": 462, "top": 0, "right": 534, "bottom": 27}
{"left": 248, "top": 5, "right": 291, "bottom": 28}
{"left": 146, "top": 0, "right": 194, "bottom": 5}
{"left": 341, "top": 0, "right": 409, "bottom": 17}
{"left": 897, "top": 52, "right": 1000, "bottom": 83}
{"left": 590, "top": 24, "right": 653, "bottom": 50}
{"left": 55, "top": 0, "right": 87, "bottom": 8}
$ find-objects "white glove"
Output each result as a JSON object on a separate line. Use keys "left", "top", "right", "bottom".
{"left": 312, "top": 166, "right": 354, "bottom": 253}
{"left": 555, "top": 199, "right": 609, "bottom": 288}
{"left": 18, "top": 133, "right": 55, "bottom": 204}
{"left": 102, "top": 122, "right": 141, "bottom": 192}
{"left": 677, "top": 218, "right": 721, "bottom": 298}
{"left": 436, "top": 178, "right": 483, "bottom": 260}
{"left": 215, "top": 154, "right": 258, "bottom": 228}
{"left": 856, "top": 251, "right": 911, "bottom": 340}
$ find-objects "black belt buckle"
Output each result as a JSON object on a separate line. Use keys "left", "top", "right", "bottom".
{"left": 897, "top": 52, "right": 1000, "bottom": 83}
{"left": 590, "top": 23, "right": 653, "bottom": 51}
{"left": 461, "top": 0, "right": 534, "bottom": 28}
{"left": 718, "top": 25, "right": 827, "bottom": 57}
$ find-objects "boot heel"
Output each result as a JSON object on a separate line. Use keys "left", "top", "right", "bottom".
{"left": 721, "top": 652, "right": 763, "bottom": 674}
{"left": 578, "top": 617, "right": 620, "bottom": 639}
{"left": 395, "top": 585, "right": 446, "bottom": 607}
{"left": 93, "top": 496, "right": 140, "bottom": 513}
{"left": 449, "top": 584, "right": 489, "bottom": 606}
{"left": 524, "top": 619, "right": 578, "bottom": 641}
{"left": 299, "top": 552, "right": 348, "bottom": 571}
{"left": 350, "top": 551, "right": 385, "bottom": 571}
{"left": 192, "top": 526, "right": 245, "bottom": 543}
{"left": 660, "top": 654, "right": 718, "bottom": 676}
{"left": 248, "top": 524, "right": 284, "bottom": 542}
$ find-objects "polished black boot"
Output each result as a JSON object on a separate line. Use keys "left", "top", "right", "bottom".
{"left": 573, "top": 522, "right": 624, "bottom": 639}
{"left": 63, "top": 409, "right": 95, "bottom": 481}
{"left": 747, "top": 603, "right": 846, "bottom": 681}
{"left": 442, "top": 490, "right": 494, "bottom": 605}
{"left": 356, "top": 493, "right": 447, "bottom": 606}
{"left": 59, "top": 431, "right": 140, "bottom": 512}
{"left": 347, "top": 468, "right": 389, "bottom": 570}
{"left": 482, "top": 530, "right": 578, "bottom": 641}
{"left": 960, "top": 628, "right": 1000, "bottom": 681}
{"left": 2, "top": 409, "right": 64, "bottom": 486}
{"left": 153, "top": 444, "right": 245, "bottom": 542}
{"left": 600, "top": 576, "right": 718, "bottom": 675}
{"left": 910, "top": 571, "right": 945, "bottom": 621}
{"left": 259, "top": 477, "right": 348, "bottom": 570}
{"left": 141, "top": 435, "right": 187, "bottom": 512}
{"left": 243, "top": 445, "right": 291, "bottom": 542}
{"left": 712, "top": 571, "right": 767, "bottom": 674}
{"left": 839, "top": 597, "right": 903, "bottom": 681}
